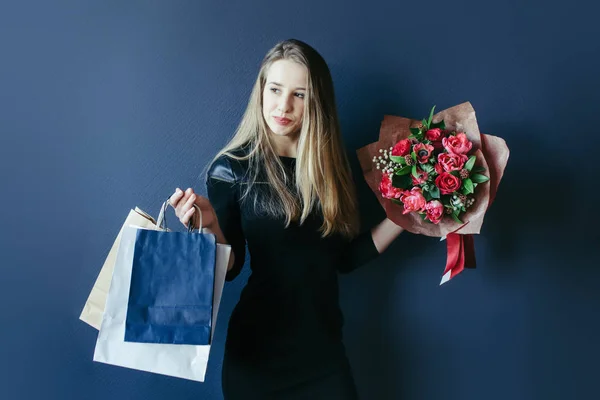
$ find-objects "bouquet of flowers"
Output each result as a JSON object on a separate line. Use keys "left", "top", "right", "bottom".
{"left": 357, "top": 102, "right": 509, "bottom": 284}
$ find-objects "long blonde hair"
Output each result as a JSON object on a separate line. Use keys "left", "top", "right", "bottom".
{"left": 206, "top": 39, "right": 359, "bottom": 239}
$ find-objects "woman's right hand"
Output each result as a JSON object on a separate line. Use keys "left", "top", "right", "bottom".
{"left": 168, "top": 187, "right": 217, "bottom": 230}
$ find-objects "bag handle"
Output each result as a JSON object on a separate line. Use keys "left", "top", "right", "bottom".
{"left": 156, "top": 198, "right": 203, "bottom": 233}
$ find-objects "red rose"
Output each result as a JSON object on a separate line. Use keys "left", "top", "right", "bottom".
{"left": 391, "top": 139, "right": 411, "bottom": 156}
{"left": 435, "top": 172, "right": 461, "bottom": 194}
{"left": 442, "top": 132, "right": 473, "bottom": 155}
{"left": 438, "top": 153, "right": 468, "bottom": 172}
{"left": 434, "top": 162, "right": 444, "bottom": 174}
{"left": 413, "top": 143, "right": 434, "bottom": 163}
{"left": 402, "top": 187, "right": 426, "bottom": 214}
{"left": 425, "top": 128, "right": 443, "bottom": 141}
{"left": 425, "top": 200, "right": 444, "bottom": 224}
{"left": 426, "top": 128, "right": 446, "bottom": 150}
{"left": 379, "top": 173, "right": 404, "bottom": 199}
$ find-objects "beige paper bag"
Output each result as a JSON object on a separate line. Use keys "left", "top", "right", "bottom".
{"left": 79, "top": 207, "right": 158, "bottom": 330}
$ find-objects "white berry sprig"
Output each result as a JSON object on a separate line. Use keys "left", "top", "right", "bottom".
{"left": 372, "top": 146, "right": 402, "bottom": 176}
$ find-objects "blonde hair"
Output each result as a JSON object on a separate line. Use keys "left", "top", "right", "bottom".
{"left": 205, "top": 39, "right": 359, "bottom": 239}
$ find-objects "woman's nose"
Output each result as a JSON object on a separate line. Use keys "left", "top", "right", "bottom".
{"left": 277, "top": 95, "right": 293, "bottom": 113}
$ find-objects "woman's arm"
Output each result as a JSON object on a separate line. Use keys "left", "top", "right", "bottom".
{"left": 202, "top": 222, "right": 236, "bottom": 272}
{"left": 338, "top": 218, "right": 404, "bottom": 273}
{"left": 370, "top": 217, "right": 404, "bottom": 254}
{"left": 204, "top": 155, "right": 247, "bottom": 281}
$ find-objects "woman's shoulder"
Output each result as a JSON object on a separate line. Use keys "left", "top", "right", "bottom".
{"left": 206, "top": 146, "right": 250, "bottom": 184}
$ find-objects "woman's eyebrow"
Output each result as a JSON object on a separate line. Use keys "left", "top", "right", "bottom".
{"left": 267, "top": 82, "right": 306, "bottom": 90}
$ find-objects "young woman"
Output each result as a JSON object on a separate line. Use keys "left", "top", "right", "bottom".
{"left": 169, "top": 39, "right": 404, "bottom": 399}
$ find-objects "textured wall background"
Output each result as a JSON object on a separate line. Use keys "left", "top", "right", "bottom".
{"left": 1, "top": 1, "right": 599, "bottom": 399}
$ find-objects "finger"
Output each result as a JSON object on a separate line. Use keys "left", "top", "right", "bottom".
{"left": 181, "top": 206, "right": 195, "bottom": 224}
{"left": 177, "top": 188, "right": 195, "bottom": 206}
{"left": 169, "top": 188, "right": 184, "bottom": 207}
{"left": 184, "top": 192, "right": 196, "bottom": 209}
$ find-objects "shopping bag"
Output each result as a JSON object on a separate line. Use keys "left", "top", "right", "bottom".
{"left": 80, "top": 207, "right": 157, "bottom": 330}
{"left": 93, "top": 223, "right": 231, "bottom": 382}
{"left": 124, "top": 200, "right": 217, "bottom": 345}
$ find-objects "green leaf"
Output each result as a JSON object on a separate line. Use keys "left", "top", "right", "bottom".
{"left": 423, "top": 186, "right": 440, "bottom": 201}
{"left": 410, "top": 127, "right": 421, "bottom": 135}
{"left": 450, "top": 170, "right": 460, "bottom": 177}
{"left": 451, "top": 212, "right": 463, "bottom": 224}
{"left": 463, "top": 178, "right": 474, "bottom": 194}
{"left": 421, "top": 163, "right": 434, "bottom": 173}
{"left": 472, "top": 166, "right": 486, "bottom": 173}
{"left": 427, "top": 105, "right": 436, "bottom": 127}
{"left": 430, "top": 120, "right": 446, "bottom": 130}
{"left": 390, "top": 198, "right": 403, "bottom": 205}
{"left": 411, "top": 164, "right": 419, "bottom": 179}
{"left": 471, "top": 173, "right": 490, "bottom": 183}
{"left": 465, "top": 155, "right": 476, "bottom": 171}
{"left": 411, "top": 151, "right": 417, "bottom": 162}
{"left": 389, "top": 155, "right": 406, "bottom": 164}
{"left": 419, "top": 212, "right": 428, "bottom": 221}
{"left": 395, "top": 165, "right": 412, "bottom": 175}
{"left": 392, "top": 174, "right": 412, "bottom": 189}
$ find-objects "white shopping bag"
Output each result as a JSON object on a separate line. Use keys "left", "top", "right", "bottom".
{"left": 80, "top": 207, "right": 158, "bottom": 330}
{"left": 92, "top": 225, "right": 230, "bottom": 382}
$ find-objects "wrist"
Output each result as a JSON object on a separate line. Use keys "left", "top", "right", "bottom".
{"left": 202, "top": 222, "right": 227, "bottom": 244}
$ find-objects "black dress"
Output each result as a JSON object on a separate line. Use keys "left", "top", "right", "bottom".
{"left": 206, "top": 150, "right": 380, "bottom": 400}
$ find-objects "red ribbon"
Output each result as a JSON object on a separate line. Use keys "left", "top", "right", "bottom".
{"left": 441, "top": 233, "right": 476, "bottom": 284}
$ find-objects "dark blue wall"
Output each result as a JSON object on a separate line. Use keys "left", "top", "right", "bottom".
{"left": 1, "top": 1, "right": 598, "bottom": 399}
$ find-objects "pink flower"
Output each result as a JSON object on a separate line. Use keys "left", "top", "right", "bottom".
{"left": 434, "top": 162, "right": 444, "bottom": 174}
{"left": 438, "top": 153, "right": 468, "bottom": 172}
{"left": 402, "top": 187, "right": 426, "bottom": 214}
{"left": 379, "top": 173, "right": 404, "bottom": 199}
{"left": 442, "top": 132, "right": 473, "bottom": 155}
{"left": 413, "top": 143, "right": 434, "bottom": 163}
{"left": 425, "top": 200, "right": 444, "bottom": 224}
{"left": 391, "top": 139, "right": 411, "bottom": 157}
{"left": 435, "top": 172, "right": 462, "bottom": 195}
{"left": 411, "top": 168, "right": 429, "bottom": 185}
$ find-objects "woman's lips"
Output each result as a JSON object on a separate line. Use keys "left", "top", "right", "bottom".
{"left": 273, "top": 117, "right": 292, "bottom": 126}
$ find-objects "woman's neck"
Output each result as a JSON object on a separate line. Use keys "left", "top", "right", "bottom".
{"left": 270, "top": 133, "right": 298, "bottom": 158}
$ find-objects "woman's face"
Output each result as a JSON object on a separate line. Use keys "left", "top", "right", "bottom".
{"left": 262, "top": 59, "right": 307, "bottom": 139}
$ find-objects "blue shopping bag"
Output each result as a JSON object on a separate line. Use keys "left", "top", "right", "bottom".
{"left": 124, "top": 200, "right": 216, "bottom": 345}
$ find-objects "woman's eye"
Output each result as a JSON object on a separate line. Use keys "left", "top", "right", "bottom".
{"left": 270, "top": 88, "right": 280, "bottom": 93}
{"left": 295, "top": 93, "right": 305, "bottom": 99}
